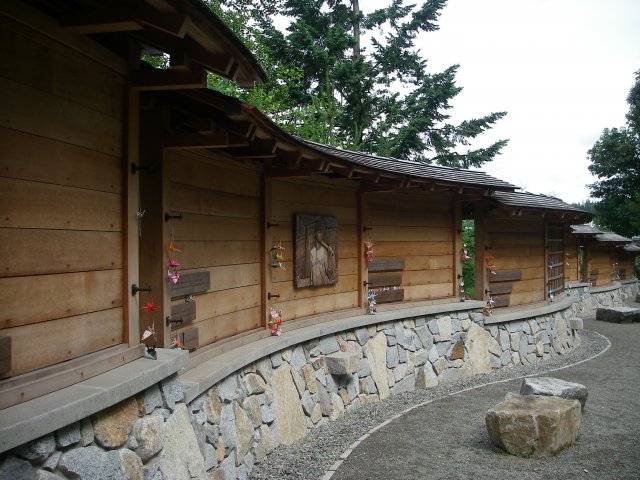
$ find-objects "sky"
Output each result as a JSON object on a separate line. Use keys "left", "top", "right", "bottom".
{"left": 362, "top": 0, "right": 640, "bottom": 204}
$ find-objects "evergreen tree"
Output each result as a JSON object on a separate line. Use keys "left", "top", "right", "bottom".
{"left": 587, "top": 70, "right": 640, "bottom": 237}
{"left": 207, "top": 0, "right": 508, "bottom": 168}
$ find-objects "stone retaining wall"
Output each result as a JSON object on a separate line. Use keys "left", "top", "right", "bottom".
{"left": 568, "top": 281, "right": 639, "bottom": 316}
{"left": 2, "top": 282, "right": 637, "bottom": 480}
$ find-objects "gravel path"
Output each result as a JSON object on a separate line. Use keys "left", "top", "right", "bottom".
{"left": 251, "top": 316, "right": 640, "bottom": 480}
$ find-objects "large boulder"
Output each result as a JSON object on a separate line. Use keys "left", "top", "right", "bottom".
{"left": 596, "top": 307, "right": 640, "bottom": 323}
{"left": 520, "top": 377, "right": 588, "bottom": 411}
{"left": 485, "top": 393, "right": 581, "bottom": 457}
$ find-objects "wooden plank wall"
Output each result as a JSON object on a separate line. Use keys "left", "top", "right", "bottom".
{"left": 564, "top": 232, "right": 580, "bottom": 283}
{"left": 166, "top": 150, "right": 262, "bottom": 347}
{"left": 589, "top": 246, "right": 611, "bottom": 286}
{"left": 366, "top": 192, "right": 455, "bottom": 301}
{"left": 486, "top": 218, "right": 545, "bottom": 306}
{"left": 268, "top": 178, "right": 360, "bottom": 318}
{"left": 0, "top": 14, "right": 125, "bottom": 377}
{"left": 618, "top": 252, "right": 636, "bottom": 281}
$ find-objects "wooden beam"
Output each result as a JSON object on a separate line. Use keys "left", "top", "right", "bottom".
{"left": 169, "top": 48, "right": 191, "bottom": 72}
{"left": 231, "top": 148, "right": 278, "bottom": 160}
{"left": 60, "top": 8, "right": 144, "bottom": 33}
{"left": 276, "top": 149, "right": 302, "bottom": 168}
{"left": 265, "top": 166, "right": 313, "bottom": 178}
{"left": 163, "top": 132, "right": 249, "bottom": 149}
{"left": 60, "top": 6, "right": 189, "bottom": 37}
{"left": 130, "top": 67, "right": 206, "bottom": 91}
{"left": 251, "top": 137, "right": 278, "bottom": 154}
{"left": 134, "top": 29, "right": 235, "bottom": 78}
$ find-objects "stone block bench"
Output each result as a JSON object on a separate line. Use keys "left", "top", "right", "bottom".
{"left": 485, "top": 393, "right": 581, "bottom": 457}
{"left": 596, "top": 307, "right": 640, "bottom": 323}
{"left": 520, "top": 377, "right": 588, "bottom": 411}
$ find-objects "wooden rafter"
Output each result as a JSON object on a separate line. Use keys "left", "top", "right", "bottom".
{"left": 60, "top": 8, "right": 144, "bottom": 33}
{"left": 60, "top": 5, "right": 189, "bottom": 37}
{"left": 265, "top": 166, "right": 313, "bottom": 178}
{"left": 130, "top": 67, "right": 206, "bottom": 91}
{"left": 163, "top": 132, "right": 249, "bottom": 149}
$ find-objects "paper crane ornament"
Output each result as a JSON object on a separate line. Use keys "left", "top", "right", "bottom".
{"left": 364, "top": 240, "right": 374, "bottom": 263}
{"left": 268, "top": 306, "right": 283, "bottom": 336}
{"left": 141, "top": 301, "right": 160, "bottom": 312}
{"left": 270, "top": 241, "right": 286, "bottom": 269}
{"left": 141, "top": 323, "right": 158, "bottom": 359}
{"left": 367, "top": 289, "right": 377, "bottom": 314}
{"left": 168, "top": 238, "right": 182, "bottom": 253}
{"left": 141, "top": 324, "right": 156, "bottom": 341}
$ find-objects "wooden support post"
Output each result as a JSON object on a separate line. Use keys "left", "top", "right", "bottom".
{"left": 474, "top": 203, "right": 488, "bottom": 302}
{"left": 138, "top": 102, "right": 169, "bottom": 348}
{"left": 453, "top": 199, "right": 462, "bottom": 299}
{"left": 544, "top": 221, "right": 549, "bottom": 300}
{"left": 124, "top": 88, "right": 140, "bottom": 346}
{"left": 358, "top": 190, "right": 370, "bottom": 309}
{"left": 262, "top": 176, "right": 272, "bottom": 329}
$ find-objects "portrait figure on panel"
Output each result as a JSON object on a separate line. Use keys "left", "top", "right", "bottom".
{"left": 295, "top": 215, "right": 338, "bottom": 288}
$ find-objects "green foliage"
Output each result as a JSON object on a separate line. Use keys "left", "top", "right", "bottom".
{"left": 205, "top": 0, "right": 508, "bottom": 167}
{"left": 571, "top": 199, "right": 597, "bottom": 215}
{"left": 461, "top": 219, "right": 475, "bottom": 299}
{"left": 587, "top": 70, "right": 640, "bottom": 238}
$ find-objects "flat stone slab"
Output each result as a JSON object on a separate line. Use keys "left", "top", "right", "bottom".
{"left": 486, "top": 393, "right": 581, "bottom": 457}
{"left": 596, "top": 307, "right": 640, "bottom": 323}
{"left": 567, "top": 317, "right": 583, "bottom": 330}
{"left": 520, "top": 377, "right": 588, "bottom": 411}
{"left": 325, "top": 351, "right": 360, "bottom": 375}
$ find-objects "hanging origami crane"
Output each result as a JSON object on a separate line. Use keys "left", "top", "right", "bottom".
{"left": 269, "top": 306, "right": 283, "bottom": 336}
{"left": 167, "top": 235, "right": 182, "bottom": 284}
{"left": 168, "top": 238, "right": 182, "bottom": 253}
{"left": 270, "top": 241, "right": 286, "bottom": 269}
{"left": 167, "top": 269, "right": 180, "bottom": 284}
{"left": 141, "top": 324, "right": 156, "bottom": 341}
{"left": 364, "top": 240, "right": 374, "bottom": 263}
{"left": 462, "top": 243, "right": 471, "bottom": 261}
{"left": 141, "top": 301, "right": 160, "bottom": 312}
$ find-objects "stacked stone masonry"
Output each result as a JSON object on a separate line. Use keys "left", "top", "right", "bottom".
{"left": 1, "top": 281, "right": 637, "bottom": 480}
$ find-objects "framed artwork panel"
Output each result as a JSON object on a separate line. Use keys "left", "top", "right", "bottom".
{"left": 294, "top": 214, "right": 338, "bottom": 288}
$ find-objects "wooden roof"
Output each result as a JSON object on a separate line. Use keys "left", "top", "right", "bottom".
{"left": 300, "top": 140, "right": 517, "bottom": 191}
{"left": 570, "top": 224, "right": 603, "bottom": 235}
{"left": 622, "top": 244, "right": 640, "bottom": 253}
{"left": 489, "top": 191, "right": 593, "bottom": 222}
{"left": 156, "top": 88, "right": 519, "bottom": 196}
{"left": 595, "top": 233, "right": 631, "bottom": 244}
{"left": 23, "top": 0, "right": 267, "bottom": 87}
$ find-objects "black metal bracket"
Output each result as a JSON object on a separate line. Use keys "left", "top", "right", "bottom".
{"left": 363, "top": 226, "right": 373, "bottom": 232}
{"left": 164, "top": 213, "right": 183, "bottom": 222}
{"left": 267, "top": 292, "right": 280, "bottom": 300}
{"left": 363, "top": 281, "right": 371, "bottom": 286}
{"left": 132, "top": 284, "right": 152, "bottom": 296}
{"left": 166, "top": 316, "right": 184, "bottom": 327}
{"left": 131, "top": 163, "right": 155, "bottom": 175}
{"left": 485, "top": 289, "right": 492, "bottom": 294}
{"left": 267, "top": 222, "right": 280, "bottom": 229}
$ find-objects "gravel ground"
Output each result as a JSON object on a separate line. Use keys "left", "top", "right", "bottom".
{"left": 250, "top": 318, "right": 627, "bottom": 480}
